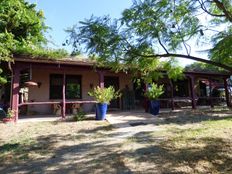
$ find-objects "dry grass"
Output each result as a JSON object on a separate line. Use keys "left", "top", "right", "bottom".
{"left": 0, "top": 109, "right": 232, "bottom": 174}
{"left": 122, "top": 109, "right": 232, "bottom": 174}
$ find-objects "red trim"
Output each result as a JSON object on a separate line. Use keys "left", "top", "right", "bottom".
{"left": 224, "top": 78, "right": 231, "bottom": 107}
{"left": 62, "top": 73, "right": 66, "bottom": 118}
{"left": 11, "top": 67, "right": 20, "bottom": 122}
{"left": 98, "top": 71, "right": 105, "bottom": 88}
{"left": 19, "top": 100, "right": 97, "bottom": 107}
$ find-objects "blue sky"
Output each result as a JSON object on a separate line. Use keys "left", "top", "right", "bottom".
{"left": 27, "top": 0, "right": 203, "bottom": 66}
{"left": 28, "top": 0, "right": 133, "bottom": 51}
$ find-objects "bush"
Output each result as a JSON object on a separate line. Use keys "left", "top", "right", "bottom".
{"left": 73, "top": 110, "right": 86, "bottom": 121}
{"left": 6, "top": 108, "right": 15, "bottom": 118}
{"left": 145, "top": 83, "right": 164, "bottom": 100}
{"left": 88, "top": 86, "right": 121, "bottom": 104}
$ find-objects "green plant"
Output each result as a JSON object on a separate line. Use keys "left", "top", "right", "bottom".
{"left": 73, "top": 110, "right": 86, "bottom": 121}
{"left": 145, "top": 83, "right": 164, "bottom": 100}
{"left": 88, "top": 86, "right": 121, "bottom": 104}
{"left": 6, "top": 108, "right": 15, "bottom": 118}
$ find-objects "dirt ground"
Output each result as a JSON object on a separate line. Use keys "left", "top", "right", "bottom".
{"left": 0, "top": 109, "right": 232, "bottom": 174}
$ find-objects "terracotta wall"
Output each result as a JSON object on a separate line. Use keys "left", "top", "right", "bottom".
{"left": 27, "top": 68, "right": 132, "bottom": 114}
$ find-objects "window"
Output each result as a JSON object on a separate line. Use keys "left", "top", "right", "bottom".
{"left": 66, "top": 75, "right": 82, "bottom": 99}
{"left": 50, "top": 74, "right": 82, "bottom": 99}
{"left": 173, "top": 79, "right": 189, "bottom": 97}
{"left": 50, "top": 74, "right": 63, "bottom": 99}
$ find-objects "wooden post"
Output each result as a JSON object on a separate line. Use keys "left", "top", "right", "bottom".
{"left": 98, "top": 71, "right": 104, "bottom": 88}
{"left": 170, "top": 80, "right": 174, "bottom": 110}
{"left": 144, "top": 83, "right": 149, "bottom": 112}
{"left": 224, "top": 78, "right": 231, "bottom": 107}
{"left": 62, "top": 73, "right": 66, "bottom": 119}
{"left": 189, "top": 75, "right": 196, "bottom": 109}
{"left": 209, "top": 77, "right": 214, "bottom": 108}
{"left": 11, "top": 67, "right": 20, "bottom": 122}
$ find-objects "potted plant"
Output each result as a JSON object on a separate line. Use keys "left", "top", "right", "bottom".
{"left": 88, "top": 86, "right": 121, "bottom": 120}
{"left": 2, "top": 108, "right": 15, "bottom": 123}
{"left": 145, "top": 83, "right": 164, "bottom": 115}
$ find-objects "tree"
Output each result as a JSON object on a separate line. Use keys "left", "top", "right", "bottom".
{"left": 67, "top": 0, "right": 232, "bottom": 82}
{"left": 0, "top": 0, "right": 47, "bottom": 60}
{"left": 0, "top": 0, "right": 68, "bottom": 83}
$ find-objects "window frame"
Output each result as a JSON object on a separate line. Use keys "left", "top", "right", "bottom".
{"left": 65, "top": 74, "right": 82, "bottom": 99}
{"left": 49, "top": 74, "right": 82, "bottom": 100}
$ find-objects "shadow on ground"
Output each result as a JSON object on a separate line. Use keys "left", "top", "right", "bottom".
{"left": 0, "top": 128, "right": 132, "bottom": 174}
{"left": 122, "top": 131, "right": 232, "bottom": 173}
{"left": 109, "top": 110, "right": 232, "bottom": 129}
{"left": 0, "top": 109, "right": 232, "bottom": 173}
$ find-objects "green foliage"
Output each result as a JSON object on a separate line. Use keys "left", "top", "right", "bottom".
{"left": 185, "top": 62, "right": 226, "bottom": 73}
{"left": 88, "top": 86, "right": 121, "bottom": 104}
{"left": 0, "top": 0, "right": 48, "bottom": 59}
{"left": 14, "top": 45, "right": 68, "bottom": 60}
{"left": 0, "top": 0, "right": 69, "bottom": 82}
{"left": 6, "top": 108, "right": 15, "bottom": 118}
{"left": 67, "top": 0, "right": 232, "bottom": 81}
{"left": 0, "top": 32, "right": 15, "bottom": 61}
{"left": 73, "top": 110, "right": 86, "bottom": 121}
{"left": 0, "top": 0, "right": 69, "bottom": 61}
{"left": 145, "top": 83, "right": 164, "bottom": 100}
{"left": 0, "top": 69, "right": 7, "bottom": 84}
{"left": 210, "top": 35, "right": 232, "bottom": 65}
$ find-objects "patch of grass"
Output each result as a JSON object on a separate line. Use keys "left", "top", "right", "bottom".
{"left": 0, "top": 141, "right": 34, "bottom": 163}
{"left": 122, "top": 112, "right": 232, "bottom": 173}
{"left": 0, "top": 110, "right": 232, "bottom": 173}
{"left": 73, "top": 110, "right": 86, "bottom": 121}
{"left": 0, "top": 143, "right": 20, "bottom": 153}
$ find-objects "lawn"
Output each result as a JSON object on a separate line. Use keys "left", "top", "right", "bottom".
{"left": 0, "top": 109, "right": 232, "bottom": 174}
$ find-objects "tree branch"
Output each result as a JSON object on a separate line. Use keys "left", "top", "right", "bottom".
{"left": 131, "top": 52, "right": 232, "bottom": 72}
{"left": 213, "top": 0, "right": 232, "bottom": 22}
{"left": 156, "top": 53, "right": 232, "bottom": 72}
{"left": 157, "top": 36, "right": 169, "bottom": 54}
{"left": 198, "top": 0, "right": 227, "bottom": 18}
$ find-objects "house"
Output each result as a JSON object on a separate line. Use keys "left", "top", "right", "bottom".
{"left": 0, "top": 56, "right": 231, "bottom": 122}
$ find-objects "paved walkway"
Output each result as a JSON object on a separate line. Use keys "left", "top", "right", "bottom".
{"left": 17, "top": 110, "right": 167, "bottom": 139}
{"left": 18, "top": 114, "right": 96, "bottom": 123}
{"left": 106, "top": 111, "right": 165, "bottom": 138}
{"left": 17, "top": 109, "right": 187, "bottom": 140}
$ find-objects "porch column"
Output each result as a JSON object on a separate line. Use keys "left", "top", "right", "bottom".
{"left": 11, "top": 67, "right": 20, "bottom": 122}
{"left": 189, "top": 75, "right": 196, "bottom": 109}
{"left": 98, "top": 71, "right": 104, "bottom": 88}
{"left": 62, "top": 73, "right": 66, "bottom": 119}
{"left": 169, "top": 80, "right": 174, "bottom": 110}
{"left": 144, "top": 83, "right": 149, "bottom": 112}
{"left": 209, "top": 77, "right": 214, "bottom": 108}
{"left": 224, "top": 77, "right": 231, "bottom": 107}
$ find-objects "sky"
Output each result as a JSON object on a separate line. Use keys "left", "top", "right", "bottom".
{"left": 27, "top": 0, "right": 205, "bottom": 66}
{"left": 28, "top": 0, "right": 132, "bottom": 51}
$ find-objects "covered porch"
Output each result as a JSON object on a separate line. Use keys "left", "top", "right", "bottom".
{"left": 6, "top": 57, "right": 232, "bottom": 123}
{"left": 9, "top": 57, "right": 132, "bottom": 122}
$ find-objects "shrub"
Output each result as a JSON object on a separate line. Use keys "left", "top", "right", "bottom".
{"left": 6, "top": 108, "right": 15, "bottom": 118}
{"left": 145, "top": 83, "right": 164, "bottom": 100}
{"left": 73, "top": 110, "right": 86, "bottom": 121}
{"left": 88, "top": 86, "right": 121, "bottom": 104}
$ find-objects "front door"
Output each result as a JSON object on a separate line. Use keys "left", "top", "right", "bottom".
{"left": 104, "top": 76, "right": 120, "bottom": 109}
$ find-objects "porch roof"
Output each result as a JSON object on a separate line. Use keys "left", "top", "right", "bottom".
{"left": 14, "top": 56, "right": 95, "bottom": 67}
{"left": 13, "top": 56, "right": 231, "bottom": 77}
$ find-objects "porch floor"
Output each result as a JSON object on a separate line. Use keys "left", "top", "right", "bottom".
{"left": 17, "top": 105, "right": 225, "bottom": 123}
{"left": 17, "top": 108, "right": 192, "bottom": 123}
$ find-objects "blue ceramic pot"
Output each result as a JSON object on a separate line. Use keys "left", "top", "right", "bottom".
{"left": 96, "top": 103, "right": 108, "bottom": 120}
{"left": 150, "top": 100, "right": 160, "bottom": 116}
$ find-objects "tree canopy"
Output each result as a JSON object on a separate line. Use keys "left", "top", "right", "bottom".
{"left": 0, "top": 0, "right": 68, "bottom": 62}
{"left": 67, "top": 0, "right": 232, "bottom": 82}
{"left": 0, "top": 0, "right": 68, "bottom": 83}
